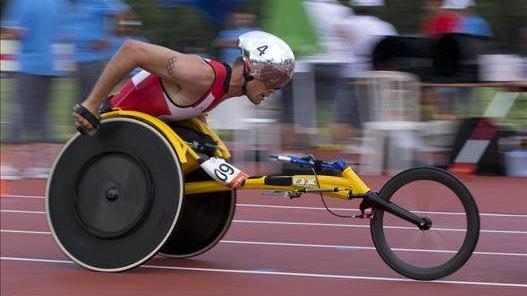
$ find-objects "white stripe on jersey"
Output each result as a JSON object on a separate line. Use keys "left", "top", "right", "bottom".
{"left": 194, "top": 94, "right": 215, "bottom": 113}
{"left": 163, "top": 92, "right": 202, "bottom": 120}
{"left": 131, "top": 70, "right": 150, "bottom": 86}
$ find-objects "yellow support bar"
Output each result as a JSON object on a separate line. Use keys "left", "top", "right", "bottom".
{"left": 341, "top": 167, "right": 370, "bottom": 194}
{"left": 184, "top": 172, "right": 369, "bottom": 200}
{"left": 101, "top": 110, "right": 232, "bottom": 174}
{"left": 101, "top": 110, "right": 371, "bottom": 199}
{"left": 185, "top": 180, "right": 230, "bottom": 194}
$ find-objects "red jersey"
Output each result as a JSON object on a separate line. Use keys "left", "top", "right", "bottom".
{"left": 421, "top": 11, "right": 460, "bottom": 37}
{"left": 110, "top": 59, "right": 231, "bottom": 120}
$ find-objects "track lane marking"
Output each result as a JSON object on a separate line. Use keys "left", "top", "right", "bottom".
{"left": 2, "top": 229, "right": 526, "bottom": 257}
{"left": 2, "top": 209, "right": 43, "bottom": 214}
{"left": 232, "top": 219, "right": 527, "bottom": 235}
{"left": 2, "top": 194, "right": 526, "bottom": 218}
{"left": 1, "top": 209, "right": 526, "bottom": 234}
{"left": 237, "top": 203, "right": 527, "bottom": 218}
{"left": 1, "top": 256, "right": 526, "bottom": 288}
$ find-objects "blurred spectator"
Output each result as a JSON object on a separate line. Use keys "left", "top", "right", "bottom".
{"left": 521, "top": 27, "right": 527, "bottom": 53}
{"left": 1, "top": 0, "right": 64, "bottom": 179}
{"left": 303, "top": 0, "right": 353, "bottom": 64}
{"left": 60, "top": 0, "right": 129, "bottom": 102}
{"left": 420, "top": 0, "right": 472, "bottom": 120}
{"left": 520, "top": 27, "right": 527, "bottom": 80}
{"left": 214, "top": 12, "right": 258, "bottom": 66}
{"left": 420, "top": 0, "right": 461, "bottom": 37}
{"left": 111, "top": 9, "right": 147, "bottom": 54}
{"left": 453, "top": 1, "right": 492, "bottom": 116}
{"left": 260, "top": 0, "right": 328, "bottom": 149}
{"left": 114, "top": 9, "right": 144, "bottom": 39}
{"left": 457, "top": 0, "right": 492, "bottom": 37}
{"left": 329, "top": 0, "right": 397, "bottom": 148}
{"left": 110, "top": 8, "right": 148, "bottom": 76}
{"left": 302, "top": 0, "right": 353, "bottom": 105}
{"left": 278, "top": 0, "right": 353, "bottom": 149}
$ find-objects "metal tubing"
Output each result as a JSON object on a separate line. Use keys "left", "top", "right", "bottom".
{"left": 184, "top": 176, "right": 352, "bottom": 199}
{"left": 341, "top": 167, "right": 370, "bottom": 195}
{"left": 365, "top": 192, "right": 429, "bottom": 229}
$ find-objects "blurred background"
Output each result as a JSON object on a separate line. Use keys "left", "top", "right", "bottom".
{"left": 1, "top": 0, "right": 526, "bottom": 180}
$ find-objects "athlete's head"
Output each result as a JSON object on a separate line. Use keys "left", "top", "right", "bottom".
{"left": 237, "top": 31, "right": 295, "bottom": 104}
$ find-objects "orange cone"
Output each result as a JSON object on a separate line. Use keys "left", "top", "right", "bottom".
{"left": 449, "top": 163, "right": 476, "bottom": 176}
{"left": 0, "top": 179, "right": 9, "bottom": 196}
{"left": 1, "top": 155, "right": 13, "bottom": 196}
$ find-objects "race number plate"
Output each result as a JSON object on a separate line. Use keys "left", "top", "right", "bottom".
{"left": 200, "top": 157, "right": 249, "bottom": 189}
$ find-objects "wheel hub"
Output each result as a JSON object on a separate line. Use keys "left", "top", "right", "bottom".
{"left": 74, "top": 153, "right": 153, "bottom": 238}
{"left": 105, "top": 187, "right": 120, "bottom": 202}
{"left": 418, "top": 217, "right": 432, "bottom": 231}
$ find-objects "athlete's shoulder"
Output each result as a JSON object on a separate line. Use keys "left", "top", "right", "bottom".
{"left": 175, "top": 54, "right": 216, "bottom": 87}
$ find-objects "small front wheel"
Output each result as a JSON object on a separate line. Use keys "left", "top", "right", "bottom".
{"left": 370, "top": 167, "right": 480, "bottom": 280}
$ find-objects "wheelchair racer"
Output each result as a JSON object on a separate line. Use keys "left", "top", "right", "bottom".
{"left": 72, "top": 31, "right": 294, "bottom": 188}
{"left": 73, "top": 31, "right": 295, "bottom": 134}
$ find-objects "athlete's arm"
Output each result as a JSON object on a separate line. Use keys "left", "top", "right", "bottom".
{"left": 74, "top": 40, "right": 203, "bottom": 133}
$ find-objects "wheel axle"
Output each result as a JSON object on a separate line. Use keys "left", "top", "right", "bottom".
{"left": 418, "top": 217, "right": 432, "bottom": 231}
{"left": 362, "top": 192, "right": 429, "bottom": 230}
{"left": 105, "top": 188, "right": 120, "bottom": 202}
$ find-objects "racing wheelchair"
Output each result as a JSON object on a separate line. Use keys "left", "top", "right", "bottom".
{"left": 46, "top": 110, "right": 480, "bottom": 281}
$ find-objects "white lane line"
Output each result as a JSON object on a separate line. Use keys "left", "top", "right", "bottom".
{"left": 1, "top": 256, "right": 526, "bottom": 288}
{"left": 237, "top": 204, "right": 527, "bottom": 219}
{"left": 233, "top": 219, "right": 527, "bottom": 235}
{"left": 221, "top": 240, "right": 527, "bottom": 257}
{"left": 1, "top": 209, "right": 525, "bottom": 235}
{"left": 2, "top": 210, "right": 43, "bottom": 214}
{"left": 3, "top": 194, "right": 526, "bottom": 218}
{"left": 2, "top": 229, "right": 526, "bottom": 257}
{"left": 2, "top": 229, "right": 51, "bottom": 235}
{"left": 1, "top": 195, "right": 43, "bottom": 199}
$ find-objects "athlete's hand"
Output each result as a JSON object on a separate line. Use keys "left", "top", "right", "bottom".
{"left": 73, "top": 101, "right": 100, "bottom": 135}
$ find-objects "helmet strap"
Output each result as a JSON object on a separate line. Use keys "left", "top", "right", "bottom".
{"left": 242, "top": 70, "right": 254, "bottom": 95}
{"left": 242, "top": 79, "right": 248, "bottom": 95}
{"left": 243, "top": 70, "right": 254, "bottom": 82}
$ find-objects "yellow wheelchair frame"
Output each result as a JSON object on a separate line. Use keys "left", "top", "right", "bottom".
{"left": 93, "top": 109, "right": 479, "bottom": 281}
{"left": 102, "top": 110, "right": 370, "bottom": 199}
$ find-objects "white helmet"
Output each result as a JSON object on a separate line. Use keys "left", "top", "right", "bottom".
{"left": 238, "top": 31, "right": 295, "bottom": 89}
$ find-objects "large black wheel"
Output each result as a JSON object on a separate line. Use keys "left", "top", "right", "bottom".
{"left": 46, "top": 117, "right": 184, "bottom": 272}
{"left": 158, "top": 166, "right": 236, "bottom": 258}
{"left": 370, "top": 167, "right": 480, "bottom": 280}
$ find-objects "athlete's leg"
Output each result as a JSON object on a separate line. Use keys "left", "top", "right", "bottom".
{"left": 330, "top": 77, "right": 360, "bottom": 146}
{"left": 22, "top": 74, "right": 54, "bottom": 177}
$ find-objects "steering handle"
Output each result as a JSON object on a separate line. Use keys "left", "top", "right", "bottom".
{"left": 268, "top": 154, "right": 348, "bottom": 172}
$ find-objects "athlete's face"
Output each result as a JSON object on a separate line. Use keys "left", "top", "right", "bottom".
{"left": 246, "top": 79, "right": 277, "bottom": 105}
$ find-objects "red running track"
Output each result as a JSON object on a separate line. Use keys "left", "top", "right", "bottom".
{"left": 1, "top": 176, "right": 526, "bottom": 296}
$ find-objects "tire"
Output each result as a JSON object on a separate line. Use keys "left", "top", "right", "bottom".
{"left": 370, "top": 167, "right": 480, "bottom": 280}
{"left": 46, "top": 118, "right": 184, "bottom": 272}
{"left": 157, "top": 187, "right": 236, "bottom": 258}
{"left": 158, "top": 130, "right": 236, "bottom": 258}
